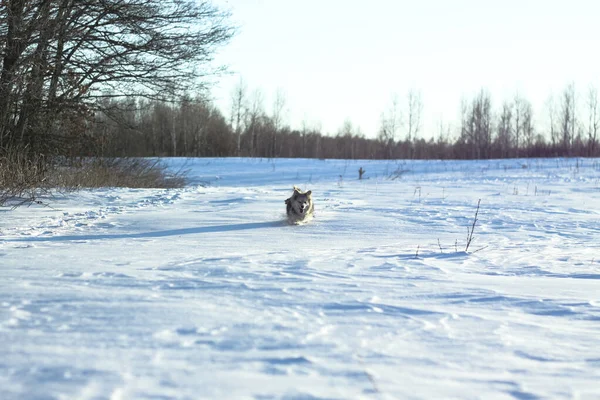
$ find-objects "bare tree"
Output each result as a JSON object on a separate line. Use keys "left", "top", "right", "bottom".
{"left": 496, "top": 101, "right": 513, "bottom": 158}
{"left": 271, "top": 88, "right": 287, "bottom": 157}
{"left": 0, "top": 0, "right": 31, "bottom": 148}
{"left": 175, "top": 94, "right": 211, "bottom": 156}
{"left": 0, "top": 0, "right": 234, "bottom": 156}
{"left": 300, "top": 119, "right": 309, "bottom": 158}
{"left": 337, "top": 119, "right": 357, "bottom": 159}
{"left": 513, "top": 94, "right": 523, "bottom": 155}
{"left": 245, "top": 89, "right": 264, "bottom": 157}
{"left": 559, "top": 83, "right": 577, "bottom": 153}
{"left": 460, "top": 90, "right": 492, "bottom": 159}
{"left": 170, "top": 97, "right": 177, "bottom": 156}
{"left": 377, "top": 94, "right": 401, "bottom": 159}
{"left": 587, "top": 85, "right": 599, "bottom": 156}
{"left": 545, "top": 94, "right": 559, "bottom": 149}
{"left": 406, "top": 89, "right": 423, "bottom": 142}
{"left": 434, "top": 117, "right": 452, "bottom": 158}
{"left": 522, "top": 103, "right": 534, "bottom": 152}
{"left": 514, "top": 94, "right": 534, "bottom": 154}
{"left": 230, "top": 78, "right": 247, "bottom": 156}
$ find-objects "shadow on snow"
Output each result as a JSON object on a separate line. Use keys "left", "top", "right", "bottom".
{"left": 4, "top": 221, "right": 286, "bottom": 242}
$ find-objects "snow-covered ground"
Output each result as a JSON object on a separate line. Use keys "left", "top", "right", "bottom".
{"left": 1, "top": 157, "right": 600, "bottom": 400}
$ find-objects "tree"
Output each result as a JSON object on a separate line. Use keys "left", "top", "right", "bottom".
{"left": 271, "top": 88, "right": 287, "bottom": 158}
{"left": 558, "top": 83, "right": 577, "bottom": 154}
{"left": 402, "top": 89, "right": 424, "bottom": 159}
{"left": 545, "top": 94, "right": 559, "bottom": 150}
{"left": 586, "top": 85, "right": 599, "bottom": 156}
{"left": 300, "top": 120, "right": 309, "bottom": 158}
{"left": 0, "top": 0, "right": 234, "bottom": 156}
{"left": 244, "top": 89, "right": 265, "bottom": 157}
{"left": 230, "top": 78, "right": 247, "bottom": 156}
{"left": 460, "top": 90, "right": 492, "bottom": 159}
{"left": 377, "top": 94, "right": 401, "bottom": 159}
{"left": 496, "top": 101, "right": 513, "bottom": 158}
{"left": 406, "top": 89, "right": 423, "bottom": 143}
{"left": 513, "top": 94, "right": 534, "bottom": 155}
{"left": 177, "top": 95, "right": 212, "bottom": 157}
{"left": 512, "top": 94, "right": 522, "bottom": 155}
{"left": 337, "top": 119, "right": 359, "bottom": 159}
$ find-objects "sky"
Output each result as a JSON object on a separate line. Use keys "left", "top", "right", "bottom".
{"left": 209, "top": 0, "right": 600, "bottom": 139}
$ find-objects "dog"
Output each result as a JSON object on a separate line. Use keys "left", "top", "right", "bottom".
{"left": 285, "top": 186, "right": 314, "bottom": 224}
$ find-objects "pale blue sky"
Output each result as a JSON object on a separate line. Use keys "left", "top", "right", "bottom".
{"left": 210, "top": 0, "right": 599, "bottom": 138}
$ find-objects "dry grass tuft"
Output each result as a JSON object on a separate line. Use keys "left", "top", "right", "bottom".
{"left": 1, "top": 149, "right": 186, "bottom": 207}
{"left": 0, "top": 147, "right": 51, "bottom": 207}
{"left": 51, "top": 158, "right": 187, "bottom": 189}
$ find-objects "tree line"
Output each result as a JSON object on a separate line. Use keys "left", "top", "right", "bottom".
{"left": 95, "top": 82, "right": 600, "bottom": 160}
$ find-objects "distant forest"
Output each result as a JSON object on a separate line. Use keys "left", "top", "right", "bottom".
{"left": 97, "top": 83, "right": 600, "bottom": 159}
{"left": 1, "top": 1, "right": 598, "bottom": 161}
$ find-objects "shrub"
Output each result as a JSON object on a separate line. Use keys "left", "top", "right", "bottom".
{"left": 51, "top": 158, "right": 187, "bottom": 189}
{"left": 0, "top": 147, "right": 51, "bottom": 207}
{"left": 1, "top": 149, "right": 186, "bottom": 207}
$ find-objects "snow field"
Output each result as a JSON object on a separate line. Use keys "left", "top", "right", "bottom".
{"left": 1, "top": 157, "right": 600, "bottom": 399}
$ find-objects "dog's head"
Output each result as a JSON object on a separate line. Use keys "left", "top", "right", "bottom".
{"left": 285, "top": 186, "right": 312, "bottom": 215}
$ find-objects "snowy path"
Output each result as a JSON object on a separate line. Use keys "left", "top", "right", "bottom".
{"left": 1, "top": 158, "right": 600, "bottom": 399}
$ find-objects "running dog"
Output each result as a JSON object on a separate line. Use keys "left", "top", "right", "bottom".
{"left": 285, "top": 186, "right": 314, "bottom": 224}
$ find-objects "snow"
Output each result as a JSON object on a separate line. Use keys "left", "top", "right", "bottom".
{"left": 1, "top": 157, "right": 600, "bottom": 399}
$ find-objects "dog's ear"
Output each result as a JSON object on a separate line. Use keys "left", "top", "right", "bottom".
{"left": 292, "top": 186, "right": 301, "bottom": 198}
{"left": 306, "top": 190, "right": 312, "bottom": 197}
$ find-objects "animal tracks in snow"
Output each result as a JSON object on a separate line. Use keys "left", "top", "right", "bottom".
{"left": 0, "top": 188, "right": 188, "bottom": 240}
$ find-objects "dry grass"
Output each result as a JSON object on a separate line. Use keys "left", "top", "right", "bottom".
{"left": 1, "top": 149, "right": 186, "bottom": 207}
{"left": 0, "top": 148, "right": 51, "bottom": 207}
{"left": 465, "top": 199, "right": 481, "bottom": 252}
{"left": 51, "top": 158, "right": 187, "bottom": 189}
